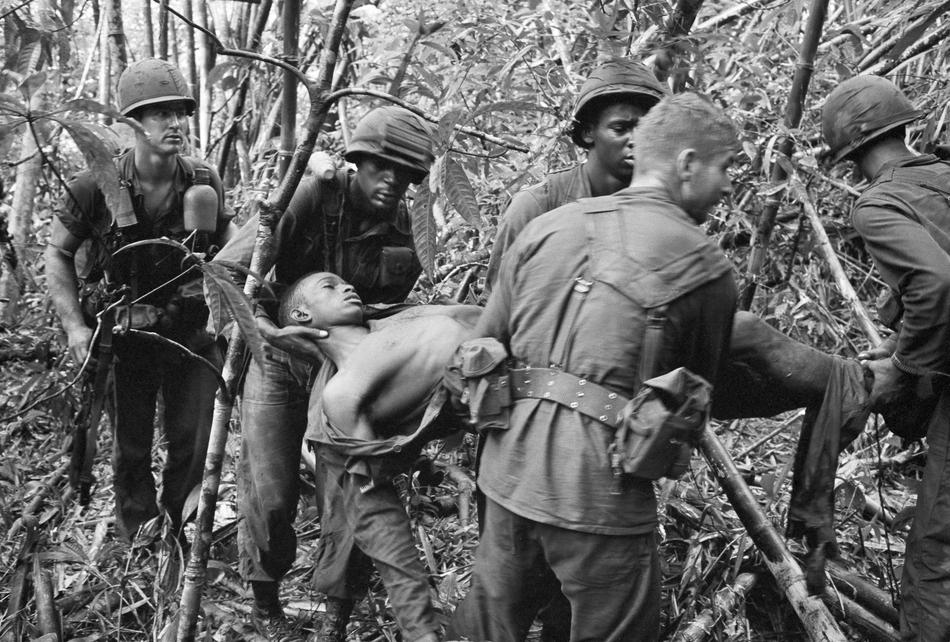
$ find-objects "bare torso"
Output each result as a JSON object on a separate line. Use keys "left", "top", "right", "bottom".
{"left": 321, "top": 305, "right": 481, "bottom": 440}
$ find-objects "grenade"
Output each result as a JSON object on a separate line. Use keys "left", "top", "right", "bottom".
{"left": 183, "top": 182, "right": 218, "bottom": 232}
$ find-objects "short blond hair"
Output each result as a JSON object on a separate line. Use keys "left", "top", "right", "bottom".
{"left": 633, "top": 93, "right": 738, "bottom": 167}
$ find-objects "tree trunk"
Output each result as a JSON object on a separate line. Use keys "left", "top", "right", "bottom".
{"left": 217, "top": 0, "right": 274, "bottom": 182}
{"left": 107, "top": 0, "right": 127, "bottom": 78}
{"left": 158, "top": 0, "right": 169, "bottom": 60}
{"left": 142, "top": 0, "right": 155, "bottom": 58}
{"left": 182, "top": 0, "right": 199, "bottom": 145}
{"left": 195, "top": 0, "right": 212, "bottom": 151}
{"left": 279, "top": 0, "right": 300, "bottom": 180}
{"left": 98, "top": 5, "right": 111, "bottom": 109}
{"left": 0, "top": 101, "right": 43, "bottom": 326}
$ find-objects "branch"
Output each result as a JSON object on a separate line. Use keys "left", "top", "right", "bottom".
{"left": 151, "top": 0, "right": 312, "bottom": 90}
{"left": 326, "top": 87, "right": 529, "bottom": 153}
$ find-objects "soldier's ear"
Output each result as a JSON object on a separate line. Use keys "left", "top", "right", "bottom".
{"left": 290, "top": 307, "right": 312, "bottom": 325}
{"left": 676, "top": 148, "right": 698, "bottom": 181}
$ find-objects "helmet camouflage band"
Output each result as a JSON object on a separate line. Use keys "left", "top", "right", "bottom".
{"left": 117, "top": 58, "right": 195, "bottom": 117}
{"left": 821, "top": 75, "right": 923, "bottom": 164}
{"left": 344, "top": 106, "right": 435, "bottom": 183}
{"left": 569, "top": 59, "right": 668, "bottom": 147}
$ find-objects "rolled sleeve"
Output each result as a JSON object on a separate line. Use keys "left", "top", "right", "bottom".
{"left": 55, "top": 173, "right": 101, "bottom": 240}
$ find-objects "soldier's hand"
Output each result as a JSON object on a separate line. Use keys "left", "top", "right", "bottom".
{"left": 262, "top": 325, "right": 329, "bottom": 362}
{"left": 857, "top": 334, "right": 897, "bottom": 362}
{"left": 67, "top": 326, "right": 95, "bottom": 368}
{"left": 865, "top": 357, "right": 909, "bottom": 408}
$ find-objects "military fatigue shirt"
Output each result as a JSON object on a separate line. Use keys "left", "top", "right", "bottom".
{"left": 55, "top": 149, "right": 229, "bottom": 304}
{"left": 478, "top": 186, "right": 737, "bottom": 535}
{"left": 274, "top": 172, "right": 422, "bottom": 303}
{"left": 485, "top": 164, "right": 591, "bottom": 291}
{"left": 852, "top": 154, "right": 950, "bottom": 376}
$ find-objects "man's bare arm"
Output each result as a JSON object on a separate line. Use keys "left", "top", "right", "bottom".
{"left": 46, "top": 219, "right": 93, "bottom": 364}
{"left": 323, "top": 315, "right": 472, "bottom": 440}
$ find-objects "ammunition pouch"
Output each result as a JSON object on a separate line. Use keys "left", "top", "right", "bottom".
{"left": 609, "top": 367, "right": 711, "bottom": 480}
{"left": 443, "top": 338, "right": 511, "bottom": 433}
{"left": 378, "top": 246, "right": 416, "bottom": 289}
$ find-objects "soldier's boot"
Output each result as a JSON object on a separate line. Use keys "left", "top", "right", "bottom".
{"left": 251, "top": 580, "right": 305, "bottom": 641}
{"left": 314, "top": 597, "right": 354, "bottom": 642}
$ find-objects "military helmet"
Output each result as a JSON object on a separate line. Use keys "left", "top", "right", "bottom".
{"left": 344, "top": 106, "right": 435, "bottom": 183}
{"left": 117, "top": 58, "right": 195, "bottom": 117}
{"left": 570, "top": 60, "right": 668, "bottom": 147}
{"left": 821, "top": 75, "right": 922, "bottom": 164}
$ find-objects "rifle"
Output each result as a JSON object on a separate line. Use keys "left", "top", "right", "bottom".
{"left": 68, "top": 288, "right": 125, "bottom": 506}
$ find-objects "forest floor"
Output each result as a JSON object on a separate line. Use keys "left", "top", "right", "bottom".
{"left": 0, "top": 291, "right": 922, "bottom": 642}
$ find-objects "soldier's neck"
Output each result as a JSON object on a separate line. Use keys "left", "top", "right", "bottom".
{"left": 133, "top": 144, "right": 178, "bottom": 185}
{"left": 319, "top": 324, "right": 370, "bottom": 369}
{"left": 859, "top": 139, "right": 916, "bottom": 180}
{"left": 583, "top": 158, "right": 628, "bottom": 197}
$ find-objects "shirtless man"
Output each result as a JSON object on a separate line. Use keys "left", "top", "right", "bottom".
{"left": 278, "top": 271, "right": 478, "bottom": 642}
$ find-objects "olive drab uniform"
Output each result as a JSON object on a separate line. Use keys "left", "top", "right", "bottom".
{"left": 450, "top": 187, "right": 737, "bottom": 641}
{"left": 55, "top": 149, "right": 230, "bottom": 540}
{"left": 851, "top": 155, "right": 950, "bottom": 642}
{"left": 821, "top": 74, "right": 950, "bottom": 642}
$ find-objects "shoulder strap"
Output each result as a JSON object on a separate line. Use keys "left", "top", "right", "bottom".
{"left": 638, "top": 305, "right": 668, "bottom": 385}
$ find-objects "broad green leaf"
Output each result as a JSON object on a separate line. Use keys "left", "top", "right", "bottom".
{"left": 443, "top": 157, "right": 482, "bottom": 229}
{"left": 201, "top": 262, "right": 267, "bottom": 365}
{"left": 436, "top": 109, "right": 466, "bottom": 154}
{"left": 410, "top": 180, "right": 438, "bottom": 280}
{"left": 0, "top": 93, "right": 29, "bottom": 115}
{"left": 62, "top": 98, "right": 125, "bottom": 121}
{"left": 17, "top": 70, "right": 46, "bottom": 102}
{"left": 52, "top": 118, "right": 124, "bottom": 217}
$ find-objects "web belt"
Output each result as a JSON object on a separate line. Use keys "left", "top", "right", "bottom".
{"left": 507, "top": 367, "right": 629, "bottom": 427}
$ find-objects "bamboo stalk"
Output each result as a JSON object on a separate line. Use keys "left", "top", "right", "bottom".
{"left": 174, "top": 2, "right": 357, "bottom": 639}
{"left": 699, "top": 428, "right": 847, "bottom": 642}
{"left": 798, "top": 183, "right": 882, "bottom": 345}
{"left": 740, "top": 0, "right": 830, "bottom": 310}
{"left": 821, "top": 589, "right": 899, "bottom": 642}
{"left": 33, "top": 556, "right": 61, "bottom": 640}
{"left": 825, "top": 559, "right": 899, "bottom": 626}
{"left": 672, "top": 572, "right": 759, "bottom": 641}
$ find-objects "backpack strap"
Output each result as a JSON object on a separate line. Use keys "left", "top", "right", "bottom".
{"left": 638, "top": 305, "right": 669, "bottom": 385}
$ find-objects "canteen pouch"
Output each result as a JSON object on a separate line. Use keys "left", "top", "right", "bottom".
{"left": 115, "top": 304, "right": 163, "bottom": 330}
{"left": 609, "top": 367, "right": 712, "bottom": 480}
{"left": 444, "top": 338, "right": 511, "bottom": 433}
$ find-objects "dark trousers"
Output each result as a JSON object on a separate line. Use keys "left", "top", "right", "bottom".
{"left": 112, "top": 334, "right": 221, "bottom": 541}
{"left": 312, "top": 447, "right": 439, "bottom": 640}
{"left": 449, "top": 498, "right": 660, "bottom": 642}
{"left": 900, "top": 391, "right": 950, "bottom": 642}
{"left": 237, "top": 346, "right": 314, "bottom": 582}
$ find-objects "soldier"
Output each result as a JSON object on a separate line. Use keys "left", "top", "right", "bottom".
{"left": 212, "top": 106, "right": 434, "bottom": 636}
{"left": 278, "top": 272, "right": 480, "bottom": 642}
{"left": 821, "top": 74, "right": 950, "bottom": 642}
{"left": 485, "top": 59, "right": 667, "bottom": 291}
{"left": 450, "top": 93, "right": 739, "bottom": 641}
{"left": 45, "top": 59, "right": 234, "bottom": 541}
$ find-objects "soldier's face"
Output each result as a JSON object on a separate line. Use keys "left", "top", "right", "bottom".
{"left": 582, "top": 102, "right": 649, "bottom": 183}
{"left": 681, "top": 149, "right": 735, "bottom": 223}
{"left": 354, "top": 157, "right": 414, "bottom": 212}
{"left": 300, "top": 273, "right": 364, "bottom": 327}
{"left": 137, "top": 102, "right": 190, "bottom": 155}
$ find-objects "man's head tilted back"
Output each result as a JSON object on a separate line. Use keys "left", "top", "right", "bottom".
{"left": 279, "top": 272, "right": 364, "bottom": 328}
{"left": 633, "top": 92, "right": 739, "bottom": 222}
